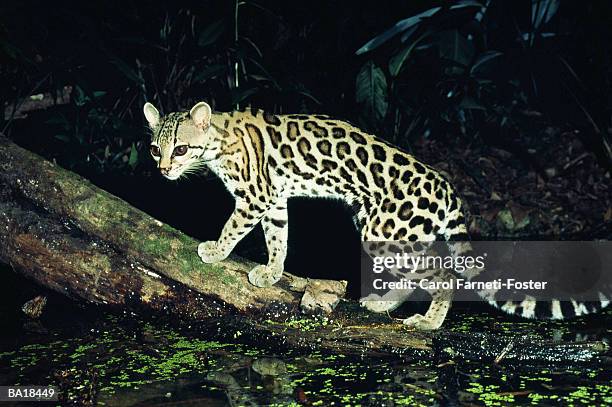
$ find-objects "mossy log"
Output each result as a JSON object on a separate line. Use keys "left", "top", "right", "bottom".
{"left": 0, "top": 136, "right": 608, "bottom": 364}
{"left": 0, "top": 135, "right": 305, "bottom": 315}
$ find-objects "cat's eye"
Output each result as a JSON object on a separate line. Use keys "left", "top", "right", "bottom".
{"left": 150, "top": 145, "right": 160, "bottom": 157}
{"left": 173, "top": 145, "right": 188, "bottom": 156}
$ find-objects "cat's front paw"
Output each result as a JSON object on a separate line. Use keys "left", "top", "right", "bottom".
{"left": 248, "top": 265, "right": 283, "bottom": 287}
{"left": 197, "top": 241, "right": 227, "bottom": 263}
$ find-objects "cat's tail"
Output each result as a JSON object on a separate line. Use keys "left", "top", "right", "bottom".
{"left": 442, "top": 210, "right": 610, "bottom": 320}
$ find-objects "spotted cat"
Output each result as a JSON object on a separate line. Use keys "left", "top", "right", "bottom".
{"left": 143, "top": 101, "right": 609, "bottom": 329}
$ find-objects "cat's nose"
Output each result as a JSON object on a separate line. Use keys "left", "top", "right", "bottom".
{"left": 160, "top": 167, "right": 170, "bottom": 176}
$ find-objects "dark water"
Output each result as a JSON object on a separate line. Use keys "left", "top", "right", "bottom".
{"left": 1, "top": 271, "right": 610, "bottom": 406}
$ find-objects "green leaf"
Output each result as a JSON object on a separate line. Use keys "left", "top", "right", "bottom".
{"left": 437, "top": 30, "right": 474, "bottom": 67}
{"left": 389, "top": 31, "right": 431, "bottom": 76}
{"left": 356, "top": 7, "right": 440, "bottom": 55}
{"left": 531, "top": 0, "right": 559, "bottom": 30}
{"left": 356, "top": 1, "right": 482, "bottom": 55}
{"left": 470, "top": 51, "right": 503, "bottom": 75}
{"left": 193, "top": 64, "right": 226, "bottom": 83}
{"left": 198, "top": 19, "right": 225, "bottom": 47}
{"left": 459, "top": 96, "right": 486, "bottom": 110}
{"left": 355, "top": 61, "right": 388, "bottom": 127}
{"left": 54, "top": 134, "right": 70, "bottom": 143}
{"left": 74, "top": 85, "right": 87, "bottom": 106}
{"left": 230, "top": 88, "right": 258, "bottom": 105}
{"left": 128, "top": 143, "right": 139, "bottom": 169}
{"left": 110, "top": 58, "right": 143, "bottom": 85}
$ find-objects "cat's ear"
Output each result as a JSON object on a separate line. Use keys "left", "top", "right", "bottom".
{"left": 189, "top": 101, "right": 212, "bottom": 130}
{"left": 143, "top": 102, "right": 160, "bottom": 128}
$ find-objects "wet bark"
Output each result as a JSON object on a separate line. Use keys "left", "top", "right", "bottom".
{"left": 0, "top": 135, "right": 305, "bottom": 316}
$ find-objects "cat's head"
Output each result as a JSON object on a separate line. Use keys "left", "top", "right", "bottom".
{"left": 143, "top": 101, "right": 213, "bottom": 180}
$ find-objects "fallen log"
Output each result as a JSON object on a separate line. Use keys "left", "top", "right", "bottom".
{"left": 0, "top": 135, "right": 325, "bottom": 314}
{"left": 0, "top": 136, "right": 608, "bottom": 363}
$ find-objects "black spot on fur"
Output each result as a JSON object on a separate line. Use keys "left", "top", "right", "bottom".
{"left": 534, "top": 301, "right": 553, "bottom": 319}
{"left": 356, "top": 170, "right": 368, "bottom": 186}
{"left": 263, "top": 112, "right": 281, "bottom": 126}
{"left": 372, "top": 144, "right": 386, "bottom": 161}
{"left": 332, "top": 127, "right": 346, "bottom": 138}
{"left": 266, "top": 126, "right": 282, "bottom": 148}
{"left": 393, "top": 154, "right": 409, "bottom": 166}
{"left": 392, "top": 187, "right": 405, "bottom": 200}
{"left": 401, "top": 170, "right": 413, "bottom": 183}
{"left": 339, "top": 167, "right": 353, "bottom": 183}
{"left": 349, "top": 131, "right": 367, "bottom": 144}
{"left": 423, "top": 219, "right": 433, "bottom": 234}
{"left": 398, "top": 202, "right": 413, "bottom": 220}
{"left": 382, "top": 219, "right": 395, "bottom": 238}
{"left": 317, "top": 140, "right": 332, "bottom": 156}
{"left": 414, "top": 162, "right": 426, "bottom": 174}
{"left": 417, "top": 197, "right": 430, "bottom": 210}
{"left": 446, "top": 219, "right": 458, "bottom": 229}
{"left": 322, "top": 159, "right": 339, "bottom": 171}
{"left": 449, "top": 196, "right": 459, "bottom": 212}
{"left": 560, "top": 301, "right": 575, "bottom": 318}
{"left": 280, "top": 145, "right": 294, "bottom": 159}
{"left": 393, "top": 228, "right": 407, "bottom": 240}
{"left": 356, "top": 147, "right": 368, "bottom": 166}
{"left": 409, "top": 215, "right": 425, "bottom": 228}
{"left": 304, "top": 121, "right": 328, "bottom": 138}
{"left": 336, "top": 142, "right": 351, "bottom": 159}
{"left": 287, "top": 121, "right": 300, "bottom": 140}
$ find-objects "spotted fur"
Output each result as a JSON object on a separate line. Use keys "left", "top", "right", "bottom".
{"left": 143, "top": 102, "right": 608, "bottom": 329}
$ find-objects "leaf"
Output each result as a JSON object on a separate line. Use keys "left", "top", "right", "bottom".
{"left": 356, "top": 7, "right": 441, "bottom": 55}
{"left": 355, "top": 61, "right": 388, "bottom": 127}
{"left": 355, "top": 1, "right": 482, "bottom": 55}
{"left": 459, "top": 96, "right": 486, "bottom": 110}
{"left": 297, "top": 90, "right": 322, "bottom": 105}
{"left": 497, "top": 209, "right": 515, "bottom": 231}
{"left": 399, "top": 25, "right": 419, "bottom": 44}
{"left": 110, "top": 58, "right": 143, "bottom": 85}
{"left": 436, "top": 30, "right": 474, "bottom": 67}
{"left": 389, "top": 31, "right": 431, "bottom": 77}
{"left": 451, "top": 0, "right": 485, "bottom": 9}
{"left": 74, "top": 85, "right": 87, "bottom": 106}
{"left": 54, "top": 134, "right": 70, "bottom": 143}
{"left": 198, "top": 19, "right": 225, "bottom": 47}
{"left": 128, "top": 143, "right": 139, "bottom": 169}
{"left": 531, "top": 0, "right": 559, "bottom": 30}
{"left": 230, "top": 87, "right": 258, "bottom": 105}
{"left": 193, "top": 64, "right": 226, "bottom": 83}
{"left": 470, "top": 51, "right": 503, "bottom": 75}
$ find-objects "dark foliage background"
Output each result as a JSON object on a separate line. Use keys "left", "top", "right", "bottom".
{"left": 1, "top": 0, "right": 611, "bottom": 283}
{"left": 3, "top": 0, "right": 612, "bottom": 170}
